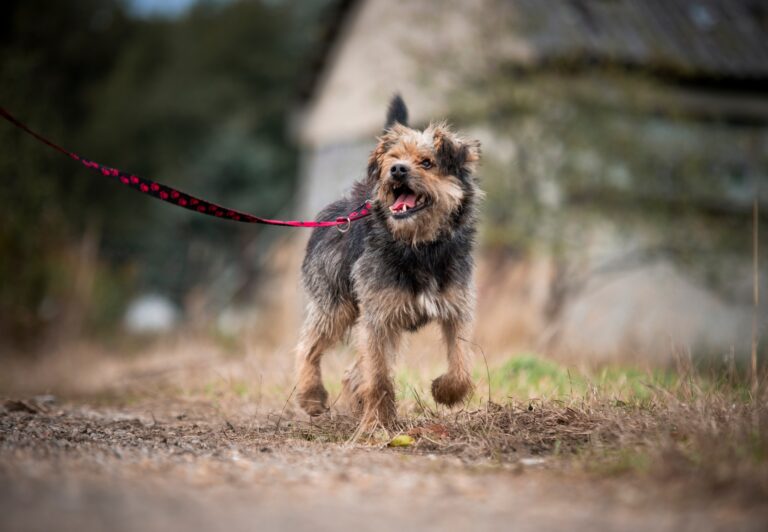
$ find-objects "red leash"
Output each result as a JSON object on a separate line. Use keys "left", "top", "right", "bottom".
{"left": 0, "top": 107, "right": 370, "bottom": 230}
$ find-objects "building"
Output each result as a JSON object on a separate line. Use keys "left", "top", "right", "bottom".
{"left": 288, "top": 0, "right": 768, "bottom": 361}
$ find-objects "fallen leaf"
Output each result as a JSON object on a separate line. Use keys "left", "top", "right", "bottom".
{"left": 388, "top": 434, "right": 415, "bottom": 447}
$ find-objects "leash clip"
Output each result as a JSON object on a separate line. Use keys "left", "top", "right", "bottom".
{"left": 336, "top": 216, "right": 351, "bottom": 233}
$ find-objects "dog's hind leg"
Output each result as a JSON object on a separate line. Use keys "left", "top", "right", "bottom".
{"left": 339, "top": 355, "right": 365, "bottom": 416}
{"left": 431, "top": 319, "right": 474, "bottom": 407}
{"left": 296, "top": 300, "right": 356, "bottom": 417}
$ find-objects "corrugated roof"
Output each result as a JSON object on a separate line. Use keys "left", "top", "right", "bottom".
{"left": 303, "top": 0, "right": 768, "bottom": 100}
{"left": 299, "top": 0, "right": 768, "bottom": 145}
{"left": 509, "top": 0, "right": 768, "bottom": 78}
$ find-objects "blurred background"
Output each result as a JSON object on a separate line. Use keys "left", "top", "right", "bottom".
{"left": 2, "top": 0, "right": 767, "bottom": 369}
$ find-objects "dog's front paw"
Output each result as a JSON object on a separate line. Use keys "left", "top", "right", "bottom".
{"left": 431, "top": 372, "right": 472, "bottom": 407}
{"left": 297, "top": 384, "right": 329, "bottom": 417}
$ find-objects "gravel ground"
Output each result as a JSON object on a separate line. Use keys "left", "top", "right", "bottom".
{"left": 1, "top": 397, "right": 766, "bottom": 532}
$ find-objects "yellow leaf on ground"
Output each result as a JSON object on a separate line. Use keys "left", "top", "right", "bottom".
{"left": 388, "top": 434, "right": 415, "bottom": 447}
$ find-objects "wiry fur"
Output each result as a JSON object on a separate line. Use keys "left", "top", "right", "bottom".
{"left": 296, "top": 96, "right": 481, "bottom": 427}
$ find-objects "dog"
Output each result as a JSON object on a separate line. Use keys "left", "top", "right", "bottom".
{"left": 295, "top": 95, "right": 481, "bottom": 427}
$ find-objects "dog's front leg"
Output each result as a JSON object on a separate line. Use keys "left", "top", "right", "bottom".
{"left": 432, "top": 319, "right": 474, "bottom": 407}
{"left": 359, "top": 322, "right": 399, "bottom": 428}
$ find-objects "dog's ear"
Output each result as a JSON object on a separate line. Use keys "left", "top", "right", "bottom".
{"left": 432, "top": 125, "right": 481, "bottom": 179}
{"left": 384, "top": 94, "right": 409, "bottom": 129}
{"left": 366, "top": 151, "right": 381, "bottom": 186}
{"left": 366, "top": 127, "right": 401, "bottom": 186}
{"left": 366, "top": 138, "right": 388, "bottom": 186}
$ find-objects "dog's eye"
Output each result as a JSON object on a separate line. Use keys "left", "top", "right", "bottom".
{"left": 420, "top": 159, "right": 433, "bottom": 169}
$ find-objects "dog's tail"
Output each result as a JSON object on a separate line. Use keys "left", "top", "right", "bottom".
{"left": 385, "top": 94, "right": 408, "bottom": 129}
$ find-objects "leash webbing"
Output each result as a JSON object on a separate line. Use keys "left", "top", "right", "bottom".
{"left": 0, "top": 107, "right": 371, "bottom": 229}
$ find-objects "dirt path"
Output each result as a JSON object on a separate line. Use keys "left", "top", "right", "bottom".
{"left": 1, "top": 398, "right": 765, "bottom": 532}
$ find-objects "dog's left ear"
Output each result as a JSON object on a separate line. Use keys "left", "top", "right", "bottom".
{"left": 433, "top": 125, "right": 481, "bottom": 179}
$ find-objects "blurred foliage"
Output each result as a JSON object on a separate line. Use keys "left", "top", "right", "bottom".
{"left": 453, "top": 71, "right": 768, "bottom": 242}
{"left": 449, "top": 70, "right": 768, "bottom": 306}
{"left": 0, "top": 0, "right": 336, "bottom": 348}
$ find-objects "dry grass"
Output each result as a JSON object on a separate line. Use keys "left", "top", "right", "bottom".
{"left": 260, "top": 354, "right": 768, "bottom": 505}
{"left": 2, "top": 335, "right": 767, "bottom": 508}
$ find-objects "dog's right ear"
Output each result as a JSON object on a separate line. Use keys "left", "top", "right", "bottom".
{"left": 366, "top": 127, "right": 399, "bottom": 186}
{"left": 384, "top": 94, "right": 408, "bottom": 129}
{"left": 366, "top": 138, "right": 387, "bottom": 187}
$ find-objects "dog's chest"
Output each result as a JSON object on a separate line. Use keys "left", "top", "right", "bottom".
{"left": 397, "top": 283, "right": 464, "bottom": 330}
{"left": 354, "top": 235, "right": 472, "bottom": 327}
{"left": 413, "top": 287, "right": 444, "bottom": 320}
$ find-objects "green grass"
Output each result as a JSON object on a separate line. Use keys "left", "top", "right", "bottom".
{"left": 485, "top": 354, "right": 575, "bottom": 398}
{"left": 476, "top": 353, "right": 679, "bottom": 403}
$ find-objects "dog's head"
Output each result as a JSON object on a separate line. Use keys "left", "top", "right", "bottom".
{"left": 367, "top": 95, "right": 481, "bottom": 244}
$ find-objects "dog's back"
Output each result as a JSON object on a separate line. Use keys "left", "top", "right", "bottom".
{"left": 301, "top": 181, "right": 369, "bottom": 310}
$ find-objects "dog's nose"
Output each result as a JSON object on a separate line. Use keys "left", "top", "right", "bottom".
{"left": 390, "top": 163, "right": 409, "bottom": 181}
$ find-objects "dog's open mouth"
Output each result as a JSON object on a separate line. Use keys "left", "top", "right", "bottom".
{"left": 389, "top": 184, "right": 429, "bottom": 219}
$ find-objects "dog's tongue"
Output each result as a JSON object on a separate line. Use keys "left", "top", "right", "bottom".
{"left": 392, "top": 192, "right": 417, "bottom": 212}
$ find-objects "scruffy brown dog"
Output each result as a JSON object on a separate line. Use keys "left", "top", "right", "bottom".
{"left": 296, "top": 95, "right": 481, "bottom": 427}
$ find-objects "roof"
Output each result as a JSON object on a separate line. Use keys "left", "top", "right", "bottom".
{"left": 511, "top": 0, "right": 768, "bottom": 79}
{"left": 298, "top": 0, "right": 768, "bottom": 145}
